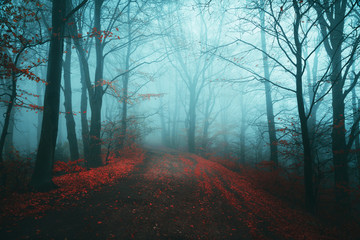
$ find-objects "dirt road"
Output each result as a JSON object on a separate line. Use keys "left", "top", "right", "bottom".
{"left": 0, "top": 148, "right": 336, "bottom": 239}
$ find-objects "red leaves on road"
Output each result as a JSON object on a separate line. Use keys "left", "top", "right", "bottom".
{"left": 1, "top": 148, "right": 343, "bottom": 239}
{"left": 1, "top": 150, "right": 145, "bottom": 218}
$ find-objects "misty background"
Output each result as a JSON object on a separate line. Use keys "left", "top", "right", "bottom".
{"left": 1, "top": 0, "right": 360, "bottom": 213}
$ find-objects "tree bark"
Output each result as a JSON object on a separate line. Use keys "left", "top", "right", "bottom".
{"left": 67, "top": 13, "right": 91, "bottom": 163}
{"left": 259, "top": 0, "right": 278, "bottom": 166}
{"left": 63, "top": 36, "right": 79, "bottom": 161}
{"left": 120, "top": 2, "right": 131, "bottom": 150}
{"left": 312, "top": 0, "right": 350, "bottom": 208}
{"left": 306, "top": 44, "right": 320, "bottom": 137}
{"left": 87, "top": 0, "right": 104, "bottom": 167}
{"left": 120, "top": 72, "right": 129, "bottom": 149}
{"left": 331, "top": 45, "right": 349, "bottom": 207}
{"left": 293, "top": 1, "right": 315, "bottom": 213}
{"left": 201, "top": 84, "right": 216, "bottom": 155}
{"left": 79, "top": 62, "right": 90, "bottom": 163}
{"left": 31, "top": 0, "right": 66, "bottom": 191}
{"left": 188, "top": 86, "right": 196, "bottom": 153}
{"left": 4, "top": 108, "right": 14, "bottom": 160}
{"left": 202, "top": 116, "right": 209, "bottom": 153}
{"left": 352, "top": 87, "right": 360, "bottom": 182}
{"left": 0, "top": 70, "right": 17, "bottom": 187}
{"left": 171, "top": 81, "right": 180, "bottom": 147}
{"left": 68, "top": 8, "right": 93, "bottom": 165}
{"left": 36, "top": 71, "right": 44, "bottom": 144}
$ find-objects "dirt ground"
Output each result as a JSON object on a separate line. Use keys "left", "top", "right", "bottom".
{"left": 0, "top": 148, "right": 340, "bottom": 239}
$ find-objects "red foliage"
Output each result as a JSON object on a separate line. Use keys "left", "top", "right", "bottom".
{"left": 2, "top": 149, "right": 352, "bottom": 239}
{"left": 188, "top": 155, "right": 338, "bottom": 239}
{"left": 53, "top": 159, "right": 86, "bottom": 174}
{"left": 139, "top": 150, "right": 337, "bottom": 238}
{"left": 1, "top": 150, "right": 145, "bottom": 218}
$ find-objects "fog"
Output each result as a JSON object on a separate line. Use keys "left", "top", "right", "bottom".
{"left": 1, "top": 0, "right": 360, "bottom": 215}
{"left": 7, "top": 1, "right": 273, "bottom": 161}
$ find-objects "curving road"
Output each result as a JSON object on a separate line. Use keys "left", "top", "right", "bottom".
{"left": 1, "top": 147, "right": 336, "bottom": 239}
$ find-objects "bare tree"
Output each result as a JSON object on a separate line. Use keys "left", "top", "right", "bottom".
{"left": 31, "top": 0, "right": 88, "bottom": 191}
{"left": 62, "top": 33, "right": 80, "bottom": 161}
{"left": 162, "top": 2, "right": 224, "bottom": 153}
{"left": 311, "top": 0, "right": 360, "bottom": 209}
{"left": 259, "top": 0, "right": 278, "bottom": 166}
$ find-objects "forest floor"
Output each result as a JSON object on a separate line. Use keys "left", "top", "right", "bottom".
{"left": 0, "top": 147, "right": 354, "bottom": 239}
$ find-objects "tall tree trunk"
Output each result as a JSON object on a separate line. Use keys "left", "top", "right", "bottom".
{"left": 88, "top": 0, "right": 104, "bottom": 167}
{"left": 57, "top": 103, "right": 64, "bottom": 145}
{"left": 312, "top": 0, "right": 349, "bottom": 210}
{"left": 120, "top": 73, "right": 129, "bottom": 149}
{"left": 0, "top": 70, "right": 17, "bottom": 186}
{"left": 306, "top": 44, "right": 320, "bottom": 136}
{"left": 293, "top": 2, "right": 315, "bottom": 213}
{"left": 171, "top": 81, "right": 180, "bottom": 147}
{"left": 202, "top": 117, "right": 209, "bottom": 153}
{"left": 328, "top": 2, "right": 349, "bottom": 207}
{"left": 36, "top": 73, "right": 44, "bottom": 144}
{"left": 352, "top": 87, "right": 360, "bottom": 182}
{"left": 351, "top": 56, "right": 360, "bottom": 183}
{"left": 80, "top": 63, "right": 90, "bottom": 163}
{"left": 331, "top": 51, "right": 349, "bottom": 207}
{"left": 256, "top": 137, "right": 263, "bottom": 163}
{"left": 201, "top": 89, "right": 211, "bottom": 153}
{"left": 31, "top": 0, "right": 66, "bottom": 191}
{"left": 63, "top": 36, "right": 79, "bottom": 161}
{"left": 120, "top": 2, "right": 131, "bottom": 150}
{"left": 4, "top": 109, "right": 14, "bottom": 160}
{"left": 188, "top": 87, "right": 196, "bottom": 153}
{"left": 259, "top": 1, "right": 278, "bottom": 165}
{"left": 159, "top": 101, "right": 169, "bottom": 147}
{"left": 358, "top": 97, "right": 360, "bottom": 184}
{"left": 68, "top": 15, "right": 91, "bottom": 163}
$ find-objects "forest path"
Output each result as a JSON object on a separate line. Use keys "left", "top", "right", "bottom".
{"left": 1, "top": 147, "right": 335, "bottom": 239}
